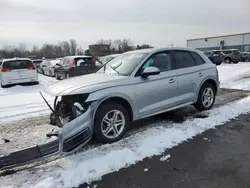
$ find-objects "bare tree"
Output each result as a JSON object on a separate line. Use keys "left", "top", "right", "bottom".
{"left": 76, "top": 47, "right": 84, "bottom": 55}
{"left": 69, "top": 39, "right": 77, "bottom": 55}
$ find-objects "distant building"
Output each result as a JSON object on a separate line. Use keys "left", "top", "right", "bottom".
{"left": 187, "top": 32, "right": 250, "bottom": 52}
{"left": 88, "top": 44, "right": 111, "bottom": 57}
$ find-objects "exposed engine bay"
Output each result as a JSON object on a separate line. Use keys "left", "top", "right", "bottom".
{"left": 50, "top": 94, "right": 90, "bottom": 127}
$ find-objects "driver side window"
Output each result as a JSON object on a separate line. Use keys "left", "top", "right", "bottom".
{"left": 143, "top": 52, "right": 172, "bottom": 72}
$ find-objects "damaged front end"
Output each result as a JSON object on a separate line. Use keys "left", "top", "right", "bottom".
{"left": 0, "top": 93, "right": 97, "bottom": 171}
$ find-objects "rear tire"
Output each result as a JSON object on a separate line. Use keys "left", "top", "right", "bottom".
{"left": 55, "top": 72, "right": 61, "bottom": 80}
{"left": 225, "top": 58, "right": 231, "bottom": 64}
{"left": 94, "top": 102, "right": 130, "bottom": 144}
{"left": 194, "top": 83, "right": 216, "bottom": 111}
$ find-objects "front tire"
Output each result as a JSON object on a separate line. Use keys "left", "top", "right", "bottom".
{"left": 94, "top": 102, "right": 130, "bottom": 143}
{"left": 194, "top": 83, "right": 216, "bottom": 111}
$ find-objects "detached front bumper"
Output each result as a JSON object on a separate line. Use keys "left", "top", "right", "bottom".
{"left": 0, "top": 101, "right": 96, "bottom": 171}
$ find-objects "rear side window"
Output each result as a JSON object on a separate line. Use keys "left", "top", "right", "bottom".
{"left": 190, "top": 52, "right": 205, "bottom": 65}
{"left": 232, "top": 50, "right": 240, "bottom": 55}
{"left": 174, "top": 51, "right": 196, "bottom": 69}
{"left": 75, "top": 57, "right": 93, "bottom": 66}
{"left": 3, "top": 60, "right": 33, "bottom": 69}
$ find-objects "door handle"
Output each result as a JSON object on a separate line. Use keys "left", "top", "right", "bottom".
{"left": 198, "top": 72, "right": 203, "bottom": 77}
{"left": 169, "top": 78, "right": 176, "bottom": 83}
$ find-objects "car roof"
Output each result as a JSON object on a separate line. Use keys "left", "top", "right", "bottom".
{"left": 66, "top": 55, "right": 91, "bottom": 58}
{"left": 124, "top": 46, "right": 202, "bottom": 54}
{"left": 220, "top": 49, "right": 239, "bottom": 51}
{"left": 2, "top": 58, "right": 31, "bottom": 62}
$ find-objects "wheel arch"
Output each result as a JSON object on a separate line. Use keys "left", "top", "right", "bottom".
{"left": 196, "top": 77, "right": 218, "bottom": 102}
{"left": 89, "top": 93, "right": 135, "bottom": 126}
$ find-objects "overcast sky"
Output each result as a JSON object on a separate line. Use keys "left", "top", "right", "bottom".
{"left": 0, "top": 0, "right": 250, "bottom": 49}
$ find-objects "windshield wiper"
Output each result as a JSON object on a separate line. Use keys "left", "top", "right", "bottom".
{"left": 109, "top": 65, "right": 119, "bottom": 75}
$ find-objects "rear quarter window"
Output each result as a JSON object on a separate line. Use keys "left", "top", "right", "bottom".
{"left": 173, "top": 51, "right": 196, "bottom": 69}
{"left": 190, "top": 52, "right": 206, "bottom": 65}
{"left": 75, "top": 57, "right": 93, "bottom": 66}
{"left": 3, "top": 60, "right": 33, "bottom": 69}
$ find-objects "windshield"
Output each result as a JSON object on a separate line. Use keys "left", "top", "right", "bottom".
{"left": 97, "top": 52, "right": 147, "bottom": 76}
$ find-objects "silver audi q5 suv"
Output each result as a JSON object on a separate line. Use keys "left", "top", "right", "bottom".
{"left": 44, "top": 47, "right": 219, "bottom": 146}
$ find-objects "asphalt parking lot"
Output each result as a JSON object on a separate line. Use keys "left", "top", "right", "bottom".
{"left": 80, "top": 112, "right": 250, "bottom": 188}
{"left": 79, "top": 89, "right": 250, "bottom": 188}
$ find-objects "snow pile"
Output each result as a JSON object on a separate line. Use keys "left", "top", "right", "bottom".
{"left": 218, "top": 63, "right": 250, "bottom": 90}
{"left": 1, "top": 96, "right": 250, "bottom": 188}
{"left": 0, "top": 75, "right": 56, "bottom": 124}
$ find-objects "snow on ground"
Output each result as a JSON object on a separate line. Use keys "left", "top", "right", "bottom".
{"left": 1, "top": 95, "right": 250, "bottom": 188}
{"left": 217, "top": 62, "right": 250, "bottom": 90}
{"left": 0, "top": 75, "right": 57, "bottom": 124}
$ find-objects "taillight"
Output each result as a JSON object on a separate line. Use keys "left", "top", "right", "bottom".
{"left": 72, "top": 59, "right": 76, "bottom": 67}
{"left": 28, "top": 66, "right": 36, "bottom": 70}
{"left": 1, "top": 68, "right": 11, "bottom": 72}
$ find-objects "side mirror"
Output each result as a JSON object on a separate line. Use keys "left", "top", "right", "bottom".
{"left": 141, "top": 67, "right": 160, "bottom": 78}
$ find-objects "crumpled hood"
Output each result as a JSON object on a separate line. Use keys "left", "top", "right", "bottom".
{"left": 44, "top": 73, "right": 127, "bottom": 96}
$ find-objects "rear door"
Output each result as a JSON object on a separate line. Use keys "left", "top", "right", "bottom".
{"left": 2, "top": 60, "right": 36, "bottom": 80}
{"left": 73, "top": 57, "right": 96, "bottom": 76}
{"left": 56, "top": 58, "right": 68, "bottom": 76}
{"left": 173, "top": 50, "right": 203, "bottom": 105}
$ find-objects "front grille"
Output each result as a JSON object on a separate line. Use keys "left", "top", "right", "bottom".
{"left": 63, "top": 128, "right": 91, "bottom": 152}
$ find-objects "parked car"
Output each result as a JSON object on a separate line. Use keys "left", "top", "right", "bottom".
{"left": 43, "top": 59, "right": 61, "bottom": 77}
{"left": 55, "top": 56, "right": 97, "bottom": 80}
{"left": 32, "top": 59, "right": 43, "bottom": 69}
{"left": 97, "top": 54, "right": 119, "bottom": 67}
{"left": 38, "top": 60, "right": 51, "bottom": 74}
{"left": 204, "top": 50, "right": 224, "bottom": 65}
{"left": 0, "top": 58, "right": 39, "bottom": 87}
{"left": 241, "top": 52, "right": 250, "bottom": 62}
{"left": 218, "top": 49, "right": 242, "bottom": 64}
{"left": 0, "top": 59, "right": 3, "bottom": 66}
{"left": 45, "top": 47, "right": 219, "bottom": 145}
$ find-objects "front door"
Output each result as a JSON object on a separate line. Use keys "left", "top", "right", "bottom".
{"left": 134, "top": 51, "right": 178, "bottom": 119}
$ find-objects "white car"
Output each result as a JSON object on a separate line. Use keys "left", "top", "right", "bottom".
{"left": 0, "top": 58, "right": 39, "bottom": 87}
{"left": 43, "top": 59, "right": 61, "bottom": 77}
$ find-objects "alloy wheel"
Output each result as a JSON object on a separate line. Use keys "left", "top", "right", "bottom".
{"left": 202, "top": 87, "right": 214, "bottom": 108}
{"left": 101, "top": 110, "right": 126, "bottom": 139}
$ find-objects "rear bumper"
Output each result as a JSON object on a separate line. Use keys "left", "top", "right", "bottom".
{"left": 0, "top": 101, "right": 97, "bottom": 171}
{"left": 1, "top": 77, "right": 39, "bottom": 86}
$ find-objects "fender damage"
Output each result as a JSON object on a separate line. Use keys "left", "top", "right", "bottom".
{"left": 0, "top": 93, "right": 98, "bottom": 171}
